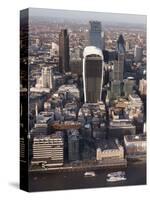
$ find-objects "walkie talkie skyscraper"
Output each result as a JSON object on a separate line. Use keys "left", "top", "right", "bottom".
{"left": 83, "top": 46, "right": 104, "bottom": 103}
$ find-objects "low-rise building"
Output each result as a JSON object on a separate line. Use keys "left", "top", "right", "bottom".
{"left": 58, "top": 84, "right": 80, "bottom": 99}
{"left": 31, "top": 111, "right": 54, "bottom": 135}
{"left": 124, "top": 134, "right": 146, "bottom": 159}
{"left": 31, "top": 132, "right": 64, "bottom": 167}
{"left": 96, "top": 139, "right": 124, "bottom": 160}
{"left": 128, "top": 94, "right": 143, "bottom": 108}
{"left": 109, "top": 119, "right": 136, "bottom": 139}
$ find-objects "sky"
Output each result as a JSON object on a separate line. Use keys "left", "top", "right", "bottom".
{"left": 28, "top": 7, "right": 147, "bottom": 25}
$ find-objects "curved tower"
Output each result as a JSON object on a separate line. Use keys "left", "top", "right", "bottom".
{"left": 83, "top": 46, "right": 104, "bottom": 103}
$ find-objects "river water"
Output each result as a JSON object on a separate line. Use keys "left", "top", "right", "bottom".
{"left": 29, "top": 162, "right": 146, "bottom": 192}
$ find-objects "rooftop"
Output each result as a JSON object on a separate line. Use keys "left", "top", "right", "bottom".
{"left": 96, "top": 139, "right": 120, "bottom": 151}
{"left": 33, "top": 132, "right": 64, "bottom": 141}
{"left": 36, "top": 111, "right": 54, "bottom": 123}
{"left": 124, "top": 134, "right": 146, "bottom": 142}
{"left": 83, "top": 46, "right": 103, "bottom": 59}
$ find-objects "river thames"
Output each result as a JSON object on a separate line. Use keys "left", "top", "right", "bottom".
{"left": 29, "top": 161, "right": 146, "bottom": 192}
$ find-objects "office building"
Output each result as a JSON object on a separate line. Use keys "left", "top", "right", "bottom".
{"left": 101, "top": 31, "right": 105, "bottom": 50}
{"left": 83, "top": 46, "right": 104, "bottom": 103}
{"left": 96, "top": 139, "right": 124, "bottom": 160}
{"left": 51, "top": 42, "right": 59, "bottom": 56}
{"left": 31, "top": 132, "right": 64, "bottom": 167}
{"left": 44, "top": 102, "right": 51, "bottom": 112}
{"left": 128, "top": 94, "right": 143, "bottom": 108}
{"left": 139, "top": 79, "right": 147, "bottom": 96}
{"left": 30, "top": 66, "right": 53, "bottom": 93}
{"left": 30, "top": 111, "right": 54, "bottom": 135}
{"left": 110, "top": 80, "right": 121, "bottom": 99}
{"left": 124, "top": 135, "right": 146, "bottom": 159}
{"left": 117, "top": 34, "right": 126, "bottom": 54}
{"left": 108, "top": 119, "right": 136, "bottom": 139}
{"left": 123, "top": 77, "right": 136, "bottom": 97}
{"left": 103, "top": 50, "right": 117, "bottom": 62}
{"left": 58, "top": 84, "right": 80, "bottom": 99}
{"left": 59, "top": 29, "right": 70, "bottom": 73}
{"left": 112, "top": 53, "right": 124, "bottom": 82}
{"left": 68, "top": 129, "right": 80, "bottom": 161}
{"left": 89, "top": 21, "right": 103, "bottom": 49}
{"left": 70, "top": 58, "right": 82, "bottom": 75}
{"left": 41, "top": 67, "right": 53, "bottom": 89}
{"left": 134, "top": 45, "right": 143, "bottom": 62}
{"left": 93, "top": 124, "right": 106, "bottom": 139}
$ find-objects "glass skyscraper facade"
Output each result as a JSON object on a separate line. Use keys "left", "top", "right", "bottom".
{"left": 83, "top": 46, "right": 104, "bottom": 103}
{"left": 89, "top": 21, "right": 103, "bottom": 49}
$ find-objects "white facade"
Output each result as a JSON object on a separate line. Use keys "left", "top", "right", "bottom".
{"left": 41, "top": 67, "right": 53, "bottom": 89}
{"left": 32, "top": 134, "right": 64, "bottom": 166}
{"left": 139, "top": 79, "right": 147, "bottom": 95}
{"left": 96, "top": 144, "right": 124, "bottom": 161}
{"left": 30, "top": 87, "right": 50, "bottom": 93}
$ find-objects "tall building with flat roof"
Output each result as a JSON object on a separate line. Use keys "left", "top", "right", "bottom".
{"left": 89, "top": 21, "right": 103, "bottom": 49}
{"left": 110, "top": 80, "right": 121, "bottom": 100}
{"left": 68, "top": 129, "right": 80, "bottom": 161}
{"left": 139, "top": 79, "right": 147, "bottom": 96}
{"left": 41, "top": 67, "right": 53, "bottom": 89}
{"left": 134, "top": 45, "right": 143, "bottom": 62}
{"left": 117, "top": 34, "right": 126, "bottom": 54}
{"left": 112, "top": 53, "right": 124, "bottom": 82}
{"left": 59, "top": 29, "right": 70, "bottom": 73}
{"left": 83, "top": 46, "right": 104, "bottom": 103}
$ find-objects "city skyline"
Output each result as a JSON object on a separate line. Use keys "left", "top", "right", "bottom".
{"left": 20, "top": 8, "right": 147, "bottom": 192}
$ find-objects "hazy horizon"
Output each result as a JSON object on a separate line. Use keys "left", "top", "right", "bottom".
{"left": 27, "top": 7, "right": 147, "bottom": 25}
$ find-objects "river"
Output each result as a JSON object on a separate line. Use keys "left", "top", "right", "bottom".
{"left": 29, "top": 161, "right": 146, "bottom": 192}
